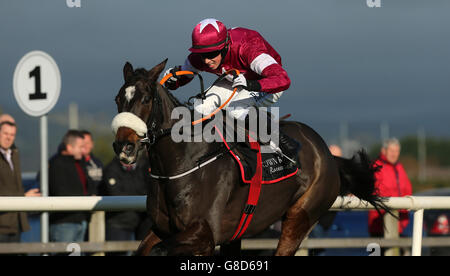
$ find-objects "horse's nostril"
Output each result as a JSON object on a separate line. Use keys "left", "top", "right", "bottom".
{"left": 124, "top": 143, "right": 135, "bottom": 155}
{"left": 113, "top": 142, "right": 135, "bottom": 156}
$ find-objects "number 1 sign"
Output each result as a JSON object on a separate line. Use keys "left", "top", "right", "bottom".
{"left": 13, "top": 51, "right": 61, "bottom": 117}
{"left": 12, "top": 50, "right": 61, "bottom": 245}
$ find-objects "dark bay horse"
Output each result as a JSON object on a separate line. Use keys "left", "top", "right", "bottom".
{"left": 112, "top": 59, "right": 388, "bottom": 256}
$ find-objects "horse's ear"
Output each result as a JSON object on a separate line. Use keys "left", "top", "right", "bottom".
{"left": 148, "top": 58, "right": 168, "bottom": 83}
{"left": 123, "top": 62, "right": 134, "bottom": 82}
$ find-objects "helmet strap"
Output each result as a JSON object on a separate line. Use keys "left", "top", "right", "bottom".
{"left": 219, "top": 35, "right": 229, "bottom": 66}
{"left": 220, "top": 45, "right": 228, "bottom": 59}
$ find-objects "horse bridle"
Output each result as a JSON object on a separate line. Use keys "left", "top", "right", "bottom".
{"left": 139, "top": 83, "right": 172, "bottom": 147}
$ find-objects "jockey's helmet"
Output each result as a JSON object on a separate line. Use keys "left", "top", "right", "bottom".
{"left": 189, "top": 18, "right": 229, "bottom": 53}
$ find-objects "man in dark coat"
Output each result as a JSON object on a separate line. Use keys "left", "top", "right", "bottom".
{"left": 80, "top": 130, "right": 103, "bottom": 195}
{"left": 99, "top": 155, "right": 152, "bottom": 255}
{"left": 49, "top": 130, "right": 96, "bottom": 243}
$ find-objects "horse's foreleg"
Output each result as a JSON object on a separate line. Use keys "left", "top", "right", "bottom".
{"left": 135, "top": 230, "right": 161, "bottom": 256}
{"left": 220, "top": 239, "right": 242, "bottom": 256}
{"left": 151, "top": 220, "right": 215, "bottom": 256}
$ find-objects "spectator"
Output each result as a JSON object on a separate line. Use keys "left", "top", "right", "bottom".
{"left": 0, "top": 120, "right": 40, "bottom": 244}
{"left": 99, "top": 155, "right": 152, "bottom": 256}
{"left": 49, "top": 130, "right": 96, "bottom": 244}
{"left": 329, "top": 144, "right": 343, "bottom": 157}
{"left": 368, "top": 138, "right": 413, "bottom": 237}
{"left": 80, "top": 130, "right": 103, "bottom": 194}
{"left": 0, "top": 114, "right": 17, "bottom": 152}
{"left": 0, "top": 114, "right": 16, "bottom": 124}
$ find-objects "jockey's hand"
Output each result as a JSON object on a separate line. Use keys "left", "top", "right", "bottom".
{"left": 163, "top": 66, "right": 182, "bottom": 88}
{"left": 231, "top": 74, "right": 262, "bottom": 92}
{"left": 232, "top": 74, "right": 247, "bottom": 89}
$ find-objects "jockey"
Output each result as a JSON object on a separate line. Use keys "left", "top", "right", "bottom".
{"left": 164, "top": 18, "right": 300, "bottom": 163}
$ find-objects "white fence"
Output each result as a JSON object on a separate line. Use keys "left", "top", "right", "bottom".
{"left": 1, "top": 196, "right": 450, "bottom": 256}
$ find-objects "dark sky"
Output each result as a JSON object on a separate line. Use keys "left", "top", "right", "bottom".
{"left": 1, "top": 0, "right": 450, "bottom": 138}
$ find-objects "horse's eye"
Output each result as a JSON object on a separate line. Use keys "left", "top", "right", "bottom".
{"left": 143, "top": 95, "right": 151, "bottom": 103}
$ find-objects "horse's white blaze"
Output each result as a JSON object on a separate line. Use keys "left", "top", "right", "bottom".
{"left": 111, "top": 112, "right": 147, "bottom": 137}
{"left": 125, "top": 86, "right": 136, "bottom": 102}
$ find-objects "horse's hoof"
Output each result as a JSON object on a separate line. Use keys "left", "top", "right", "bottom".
{"left": 149, "top": 243, "right": 169, "bottom": 256}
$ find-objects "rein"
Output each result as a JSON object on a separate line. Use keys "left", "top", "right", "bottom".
{"left": 141, "top": 69, "right": 240, "bottom": 146}
{"left": 160, "top": 69, "right": 240, "bottom": 126}
{"left": 143, "top": 69, "right": 241, "bottom": 180}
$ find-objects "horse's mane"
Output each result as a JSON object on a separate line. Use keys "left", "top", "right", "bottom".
{"left": 164, "top": 88, "right": 186, "bottom": 108}
{"left": 133, "top": 67, "right": 186, "bottom": 108}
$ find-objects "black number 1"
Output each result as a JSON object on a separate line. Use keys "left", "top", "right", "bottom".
{"left": 29, "top": 66, "right": 47, "bottom": 100}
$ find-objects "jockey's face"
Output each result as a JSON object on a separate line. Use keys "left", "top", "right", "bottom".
{"left": 200, "top": 50, "right": 222, "bottom": 70}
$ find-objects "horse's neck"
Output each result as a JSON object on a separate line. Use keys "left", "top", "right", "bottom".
{"left": 149, "top": 134, "right": 220, "bottom": 177}
{"left": 150, "top": 86, "right": 220, "bottom": 175}
{"left": 157, "top": 86, "right": 178, "bottom": 130}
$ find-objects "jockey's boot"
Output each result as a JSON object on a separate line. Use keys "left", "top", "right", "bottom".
{"left": 252, "top": 111, "right": 301, "bottom": 167}
{"left": 277, "top": 130, "right": 301, "bottom": 166}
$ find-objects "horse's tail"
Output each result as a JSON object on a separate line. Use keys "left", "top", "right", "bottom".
{"left": 335, "top": 149, "right": 395, "bottom": 216}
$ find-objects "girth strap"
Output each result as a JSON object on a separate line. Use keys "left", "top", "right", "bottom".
{"left": 230, "top": 136, "right": 263, "bottom": 241}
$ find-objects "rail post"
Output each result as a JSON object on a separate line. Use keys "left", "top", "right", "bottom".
{"left": 412, "top": 209, "right": 424, "bottom": 256}
{"left": 89, "top": 211, "right": 105, "bottom": 256}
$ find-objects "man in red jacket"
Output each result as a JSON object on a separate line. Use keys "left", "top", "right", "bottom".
{"left": 164, "top": 18, "right": 299, "bottom": 162}
{"left": 368, "top": 138, "right": 413, "bottom": 236}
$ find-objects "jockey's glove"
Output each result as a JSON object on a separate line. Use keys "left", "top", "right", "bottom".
{"left": 232, "top": 74, "right": 261, "bottom": 92}
{"left": 163, "top": 66, "right": 182, "bottom": 88}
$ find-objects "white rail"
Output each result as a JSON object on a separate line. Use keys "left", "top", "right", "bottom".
{"left": 0, "top": 196, "right": 146, "bottom": 212}
{"left": 1, "top": 196, "right": 449, "bottom": 256}
{"left": 1, "top": 196, "right": 449, "bottom": 211}
{"left": 330, "top": 196, "right": 450, "bottom": 210}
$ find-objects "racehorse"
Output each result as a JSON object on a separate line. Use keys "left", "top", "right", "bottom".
{"left": 112, "top": 59, "right": 389, "bottom": 256}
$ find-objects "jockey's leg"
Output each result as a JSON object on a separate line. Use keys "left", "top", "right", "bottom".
{"left": 193, "top": 79, "right": 237, "bottom": 117}
{"left": 193, "top": 80, "right": 300, "bottom": 164}
{"left": 226, "top": 87, "right": 301, "bottom": 166}
{"left": 254, "top": 108, "right": 301, "bottom": 166}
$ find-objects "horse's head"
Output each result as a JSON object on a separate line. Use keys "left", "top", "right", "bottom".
{"left": 112, "top": 59, "right": 167, "bottom": 166}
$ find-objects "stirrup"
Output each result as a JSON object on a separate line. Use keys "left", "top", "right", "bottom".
{"left": 278, "top": 132, "right": 301, "bottom": 165}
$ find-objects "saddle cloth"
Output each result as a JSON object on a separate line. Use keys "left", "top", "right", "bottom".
{"left": 215, "top": 126, "right": 299, "bottom": 184}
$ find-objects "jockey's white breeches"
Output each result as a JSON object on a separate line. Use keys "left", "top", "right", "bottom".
{"left": 193, "top": 79, "right": 283, "bottom": 121}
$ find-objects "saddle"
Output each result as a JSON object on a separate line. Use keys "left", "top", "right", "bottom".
{"left": 216, "top": 112, "right": 301, "bottom": 184}
{"left": 219, "top": 130, "right": 299, "bottom": 184}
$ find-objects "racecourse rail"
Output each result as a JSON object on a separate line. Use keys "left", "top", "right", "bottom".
{"left": 1, "top": 196, "right": 450, "bottom": 256}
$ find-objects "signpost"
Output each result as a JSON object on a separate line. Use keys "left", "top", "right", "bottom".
{"left": 13, "top": 50, "right": 61, "bottom": 245}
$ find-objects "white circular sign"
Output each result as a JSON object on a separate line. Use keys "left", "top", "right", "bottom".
{"left": 13, "top": 51, "right": 61, "bottom": 117}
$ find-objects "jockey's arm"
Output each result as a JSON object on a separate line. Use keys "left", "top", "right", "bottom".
{"left": 164, "top": 58, "right": 199, "bottom": 90}
{"left": 241, "top": 37, "right": 291, "bottom": 93}
{"left": 256, "top": 62, "right": 291, "bottom": 93}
